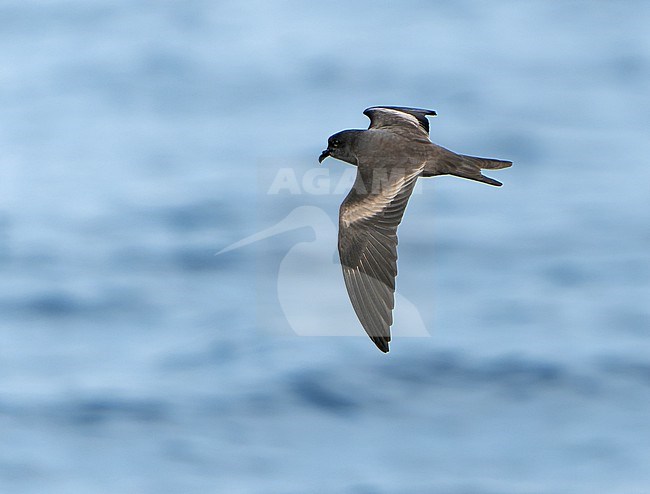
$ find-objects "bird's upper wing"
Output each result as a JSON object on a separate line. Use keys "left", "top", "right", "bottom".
{"left": 338, "top": 162, "right": 424, "bottom": 352}
{"left": 364, "top": 106, "right": 437, "bottom": 135}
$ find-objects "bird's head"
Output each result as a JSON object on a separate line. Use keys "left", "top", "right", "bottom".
{"left": 318, "top": 130, "right": 359, "bottom": 166}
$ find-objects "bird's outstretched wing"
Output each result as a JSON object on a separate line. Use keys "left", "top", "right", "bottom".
{"left": 338, "top": 163, "right": 424, "bottom": 352}
{"left": 364, "top": 106, "right": 437, "bottom": 135}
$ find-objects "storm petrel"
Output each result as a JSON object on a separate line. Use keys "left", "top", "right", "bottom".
{"left": 319, "top": 106, "right": 512, "bottom": 353}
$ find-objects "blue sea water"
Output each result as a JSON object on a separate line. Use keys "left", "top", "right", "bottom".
{"left": 1, "top": 1, "right": 650, "bottom": 493}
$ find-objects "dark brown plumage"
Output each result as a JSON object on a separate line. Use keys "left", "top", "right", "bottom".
{"left": 319, "top": 106, "right": 512, "bottom": 352}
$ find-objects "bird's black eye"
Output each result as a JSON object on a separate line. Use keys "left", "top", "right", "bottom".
{"left": 331, "top": 139, "right": 341, "bottom": 148}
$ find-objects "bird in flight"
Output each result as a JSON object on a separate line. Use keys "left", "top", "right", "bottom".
{"left": 318, "top": 106, "right": 512, "bottom": 353}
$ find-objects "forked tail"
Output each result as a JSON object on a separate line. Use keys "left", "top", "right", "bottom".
{"left": 452, "top": 154, "right": 512, "bottom": 186}
{"left": 423, "top": 152, "right": 513, "bottom": 187}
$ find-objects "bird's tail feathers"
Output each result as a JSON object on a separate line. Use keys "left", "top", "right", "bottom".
{"left": 463, "top": 155, "right": 513, "bottom": 170}
{"left": 440, "top": 154, "right": 512, "bottom": 187}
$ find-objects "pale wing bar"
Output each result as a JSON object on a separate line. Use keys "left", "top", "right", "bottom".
{"left": 338, "top": 166, "right": 423, "bottom": 352}
{"left": 364, "top": 106, "right": 437, "bottom": 134}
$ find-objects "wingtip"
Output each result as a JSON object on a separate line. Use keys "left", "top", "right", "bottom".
{"left": 365, "top": 105, "right": 437, "bottom": 116}
{"left": 371, "top": 337, "right": 390, "bottom": 353}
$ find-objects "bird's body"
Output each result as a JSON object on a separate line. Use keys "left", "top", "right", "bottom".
{"left": 319, "top": 106, "right": 512, "bottom": 353}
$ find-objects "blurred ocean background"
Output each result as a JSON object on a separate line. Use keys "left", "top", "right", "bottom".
{"left": 1, "top": 1, "right": 650, "bottom": 493}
